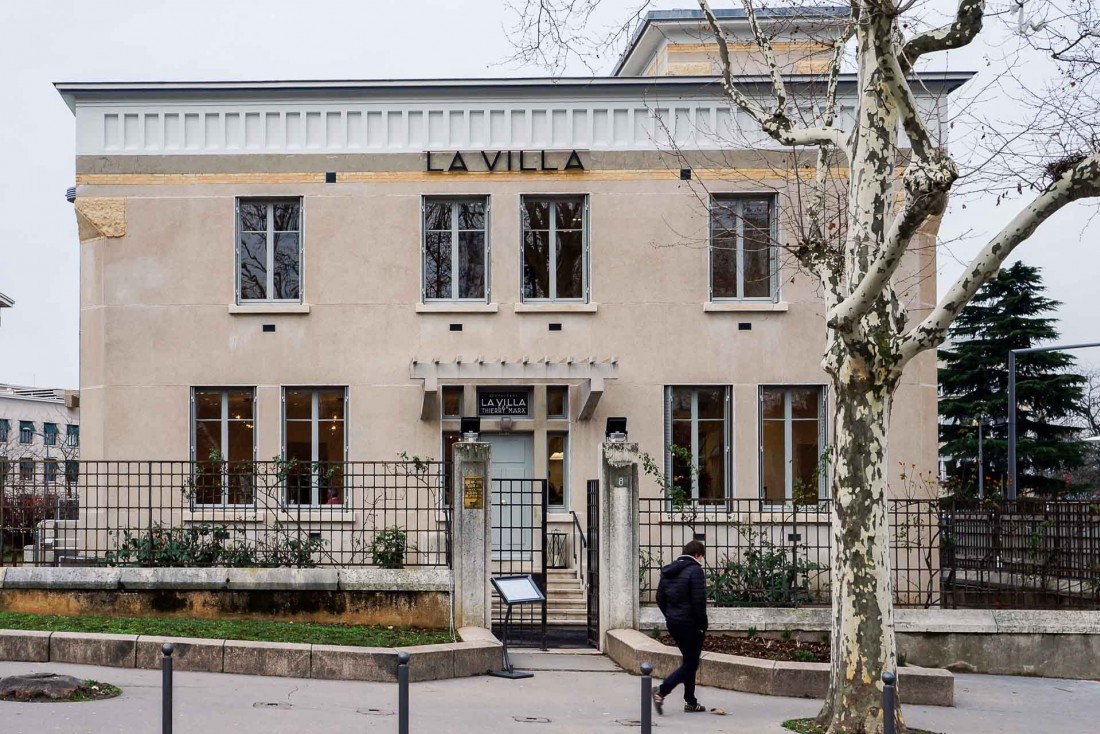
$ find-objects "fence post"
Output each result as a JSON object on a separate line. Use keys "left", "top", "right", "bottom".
{"left": 162, "top": 643, "right": 173, "bottom": 734}
{"left": 640, "top": 662, "right": 653, "bottom": 734}
{"left": 882, "top": 671, "right": 896, "bottom": 734}
{"left": 397, "top": 651, "right": 410, "bottom": 734}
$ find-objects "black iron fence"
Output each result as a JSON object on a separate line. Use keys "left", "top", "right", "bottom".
{"left": 640, "top": 497, "right": 1100, "bottom": 610}
{"left": 1, "top": 460, "right": 451, "bottom": 568}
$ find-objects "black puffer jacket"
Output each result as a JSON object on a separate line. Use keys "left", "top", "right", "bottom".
{"left": 655, "top": 556, "right": 708, "bottom": 631}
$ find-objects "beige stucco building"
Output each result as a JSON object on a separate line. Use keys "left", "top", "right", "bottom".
{"left": 58, "top": 9, "right": 963, "bottom": 548}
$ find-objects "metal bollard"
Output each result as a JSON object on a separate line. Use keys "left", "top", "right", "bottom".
{"left": 162, "top": 643, "right": 174, "bottom": 734}
{"left": 640, "top": 662, "right": 653, "bottom": 734}
{"left": 882, "top": 671, "right": 897, "bottom": 734}
{"left": 397, "top": 651, "right": 410, "bottom": 734}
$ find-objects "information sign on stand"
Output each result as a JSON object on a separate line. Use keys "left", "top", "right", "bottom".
{"left": 490, "top": 575, "right": 546, "bottom": 679}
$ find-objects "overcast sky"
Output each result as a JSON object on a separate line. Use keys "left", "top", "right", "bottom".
{"left": 0, "top": 0, "right": 1096, "bottom": 389}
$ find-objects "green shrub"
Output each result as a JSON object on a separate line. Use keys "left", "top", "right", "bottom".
{"left": 793, "top": 649, "right": 817, "bottom": 663}
{"left": 370, "top": 525, "right": 408, "bottom": 569}
{"left": 706, "top": 528, "right": 827, "bottom": 607}
{"left": 105, "top": 523, "right": 325, "bottom": 568}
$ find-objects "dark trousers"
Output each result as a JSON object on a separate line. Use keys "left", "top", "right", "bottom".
{"left": 658, "top": 623, "right": 704, "bottom": 704}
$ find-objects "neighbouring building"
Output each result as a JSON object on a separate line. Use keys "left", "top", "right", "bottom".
{"left": 0, "top": 292, "right": 12, "bottom": 326}
{"left": 56, "top": 8, "right": 964, "bottom": 591}
{"left": 0, "top": 384, "right": 80, "bottom": 490}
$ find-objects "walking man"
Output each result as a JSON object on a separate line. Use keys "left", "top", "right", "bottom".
{"left": 652, "top": 539, "right": 708, "bottom": 714}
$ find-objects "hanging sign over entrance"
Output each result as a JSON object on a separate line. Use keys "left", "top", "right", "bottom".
{"left": 478, "top": 390, "right": 530, "bottom": 417}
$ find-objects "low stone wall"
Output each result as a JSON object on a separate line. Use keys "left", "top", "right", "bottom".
{"left": 606, "top": 629, "right": 954, "bottom": 707}
{"left": 639, "top": 606, "right": 1100, "bottom": 680}
{"left": 0, "top": 626, "right": 502, "bottom": 682}
{"left": 0, "top": 567, "right": 452, "bottom": 628}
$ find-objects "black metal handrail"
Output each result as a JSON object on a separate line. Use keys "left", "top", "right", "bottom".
{"left": 570, "top": 510, "right": 587, "bottom": 590}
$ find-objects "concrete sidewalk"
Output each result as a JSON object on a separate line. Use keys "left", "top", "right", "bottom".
{"left": 1, "top": 654, "right": 1097, "bottom": 733}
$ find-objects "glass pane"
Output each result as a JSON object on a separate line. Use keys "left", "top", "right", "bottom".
{"left": 522, "top": 199, "right": 550, "bottom": 230}
{"left": 238, "top": 202, "right": 267, "bottom": 232}
{"left": 697, "top": 388, "right": 725, "bottom": 420}
{"left": 424, "top": 231, "right": 452, "bottom": 299}
{"left": 227, "top": 390, "right": 254, "bottom": 420}
{"left": 272, "top": 201, "right": 300, "bottom": 231}
{"left": 555, "top": 229, "right": 584, "bottom": 299}
{"left": 762, "top": 419, "right": 786, "bottom": 503}
{"left": 555, "top": 198, "right": 584, "bottom": 229}
{"left": 285, "top": 421, "right": 312, "bottom": 462}
{"left": 697, "top": 418, "right": 726, "bottom": 504}
{"left": 193, "top": 460, "right": 221, "bottom": 505}
{"left": 239, "top": 232, "right": 268, "bottom": 300}
{"left": 670, "top": 420, "right": 693, "bottom": 499}
{"left": 424, "top": 200, "right": 451, "bottom": 231}
{"left": 547, "top": 386, "right": 568, "bottom": 418}
{"left": 458, "top": 231, "right": 486, "bottom": 299}
{"left": 711, "top": 235, "right": 738, "bottom": 298}
{"left": 523, "top": 231, "right": 551, "bottom": 299}
{"left": 743, "top": 240, "right": 771, "bottom": 298}
{"left": 547, "top": 434, "right": 566, "bottom": 507}
{"left": 792, "top": 420, "right": 821, "bottom": 504}
{"left": 194, "top": 420, "right": 221, "bottom": 462}
{"left": 284, "top": 419, "right": 312, "bottom": 506}
{"left": 227, "top": 467, "right": 254, "bottom": 505}
{"left": 194, "top": 390, "right": 221, "bottom": 419}
{"left": 791, "top": 388, "right": 820, "bottom": 419}
{"left": 761, "top": 388, "right": 784, "bottom": 419}
{"left": 284, "top": 389, "right": 311, "bottom": 420}
{"left": 273, "top": 233, "right": 300, "bottom": 300}
{"left": 442, "top": 386, "right": 463, "bottom": 417}
{"left": 671, "top": 388, "right": 692, "bottom": 420}
{"left": 317, "top": 418, "right": 344, "bottom": 462}
{"left": 458, "top": 201, "right": 485, "bottom": 230}
{"left": 710, "top": 199, "right": 739, "bottom": 231}
{"left": 227, "top": 420, "right": 253, "bottom": 463}
{"left": 318, "top": 389, "right": 345, "bottom": 420}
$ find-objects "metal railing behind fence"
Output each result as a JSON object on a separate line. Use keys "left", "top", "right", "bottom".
{"left": 640, "top": 496, "right": 1100, "bottom": 610}
{"left": 0, "top": 460, "right": 451, "bottom": 569}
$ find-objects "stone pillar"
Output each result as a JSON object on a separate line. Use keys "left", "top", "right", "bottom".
{"left": 451, "top": 440, "right": 492, "bottom": 629}
{"left": 599, "top": 440, "right": 639, "bottom": 647}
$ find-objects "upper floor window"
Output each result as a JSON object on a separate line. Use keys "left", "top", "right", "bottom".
{"left": 710, "top": 195, "right": 776, "bottom": 301}
{"left": 547, "top": 386, "right": 569, "bottom": 419}
{"left": 423, "top": 198, "right": 489, "bottom": 302}
{"left": 665, "top": 386, "right": 730, "bottom": 506}
{"left": 237, "top": 198, "right": 302, "bottom": 303}
{"left": 284, "top": 387, "right": 346, "bottom": 506}
{"left": 0, "top": 419, "right": 8, "bottom": 442}
{"left": 66, "top": 425, "right": 79, "bottom": 447}
{"left": 760, "top": 386, "right": 827, "bottom": 506}
{"left": 44, "top": 423, "right": 59, "bottom": 446}
{"left": 191, "top": 388, "right": 256, "bottom": 505}
{"left": 522, "top": 196, "right": 588, "bottom": 302}
{"left": 19, "top": 421, "right": 34, "bottom": 444}
{"left": 441, "top": 385, "right": 464, "bottom": 418}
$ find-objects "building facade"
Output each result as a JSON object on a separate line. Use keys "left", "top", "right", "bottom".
{"left": 0, "top": 384, "right": 80, "bottom": 490}
{"left": 59, "top": 11, "right": 961, "bottom": 548}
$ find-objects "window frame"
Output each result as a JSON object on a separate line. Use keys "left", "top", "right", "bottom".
{"left": 421, "top": 196, "right": 492, "bottom": 303}
{"left": 708, "top": 194, "right": 779, "bottom": 302}
{"left": 19, "top": 421, "right": 34, "bottom": 444}
{"left": 546, "top": 385, "right": 569, "bottom": 419}
{"left": 235, "top": 197, "right": 304, "bottom": 305}
{"left": 189, "top": 387, "right": 257, "bottom": 506}
{"left": 664, "top": 385, "right": 732, "bottom": 506}
{"left": 0, "top": 419, "right": 9, "bottom": 442}
{"left": 281, "top": 386, "right": 349, "bottom": 507}
{"left": 18, "top": 459, "right": 34, "bottom": 482}
{"left": 520, "top": 194, "right": 590, "bottom": 303}
{"left": 547, "top": 431, "right": 569, "bottom": 510}
{"left": 43, "top": 423, "right": 58, "bottom": 446}
{"left": 44, "top": 460, "right": 59, "bottom": 484}
{"left": 66, "top": 424, "right": 79, "bottom": 447}
{"left": 758, "top": 385, "right": 829, "bottom": 506}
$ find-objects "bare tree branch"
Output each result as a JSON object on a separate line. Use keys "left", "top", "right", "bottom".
{"left": 900, "top": 0, "right": 986, "bottom": 71}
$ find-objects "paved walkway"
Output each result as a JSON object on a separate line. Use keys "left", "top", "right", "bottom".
{"left": 1, "top": 653, "right": 1097, "bottom": 733}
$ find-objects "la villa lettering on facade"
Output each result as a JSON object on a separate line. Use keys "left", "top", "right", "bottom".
{"left": 425, "top": 149, "right": 586, "bottom": 173}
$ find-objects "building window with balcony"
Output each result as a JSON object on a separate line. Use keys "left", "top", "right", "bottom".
{"left": 19, "top": 421, "right": 34, "bottom": 444}
{"left": 710, "top": 195, "right": 776, "bottom": 301}
{"left": 191, "top": 388, "right": 256, "bottom": 505}
{"left": 760, "top": 386, "right": 827, "bottom": 505}
{"left": 67, "top": 425, "right": 79, "bottom": 447}
{"left": 44, "top": 423, "right": 59, "bottom": 446}
{"left": 284, "top": 387, "right": 346, "bottom": 506}
{"left": 0, "top": 419, "right": 9, "bottom": 442}
{"left": 521, "top": 196, "right": 588, "bottom": 302}
{"left": 237, "top": 198, "right": 302, "bottom": 303}
{"left": 423, "top": 198, "right": 489, "bottom": 302}
{"left": 665, "top": 386, "right": 730, "bottom": 505}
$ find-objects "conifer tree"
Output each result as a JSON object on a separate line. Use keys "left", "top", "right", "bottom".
{"left": 940, "top": 262, "right": 1087, "bottom": 495}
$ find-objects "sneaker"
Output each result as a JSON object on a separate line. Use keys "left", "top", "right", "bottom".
{"left": 684, "top": 702, "right": 706, "bottom": 713}
{"left": 652, "top": 690, "right": 664, "bottom": 716}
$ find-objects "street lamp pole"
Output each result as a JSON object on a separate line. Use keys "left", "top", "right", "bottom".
{"left": 1007, "top": 341, "right": 1100, "bottom": 500}
{"left": 977, "top": 418, "right": 984, "bottom": 500}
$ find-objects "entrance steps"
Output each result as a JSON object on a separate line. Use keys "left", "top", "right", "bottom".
{"left": 490, "top": 567, "right": 588, "bottom": 627}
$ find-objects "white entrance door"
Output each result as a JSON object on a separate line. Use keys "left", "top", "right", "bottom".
{"left": 486, "top": 433, "right": 535, "bottom": 558}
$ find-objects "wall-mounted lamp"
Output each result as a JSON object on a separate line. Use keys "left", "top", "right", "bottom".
{"left": 461, "top": 416, "right": 481, "bottom": 442}
{"left": 605, "top": 416, "right": 628, "bottom": 443}
{"left": 500, "top": 417, "right": 514, "bottom": 432}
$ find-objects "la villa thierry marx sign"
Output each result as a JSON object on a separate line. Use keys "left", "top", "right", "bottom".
{"left": 426, "top": 149, "right": 586, "bottom": 173}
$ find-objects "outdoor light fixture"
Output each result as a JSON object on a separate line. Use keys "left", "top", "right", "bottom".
{"left": 460, "top": 416, "right": 481, "bottom": 442}
{"left": 605, "top": 416, "right": 627, "bottom": 442}
{"left": 500, "top": 416, "right": 514, "bottom": 432}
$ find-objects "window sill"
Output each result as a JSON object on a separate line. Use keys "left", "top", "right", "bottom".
{"left": 278, "top": 509, "right": 356, "bottom": 523}
{"left": 183, "top": 511, "right": 262, "bottom": 523}
{"left": 415, "top": 302, "right": 500, "bottom": 314}
{"left": 228, "top": 303, "right": 311, "bottom": 315}
{"left": 514, "top": 303, "right": 598, "bottom": 314}
{"left": 704, "top": 301, "right": 789, "bottom": 313}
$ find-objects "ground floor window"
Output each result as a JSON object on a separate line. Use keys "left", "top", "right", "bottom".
{"left": 65, "top": 460, "right": 79, "bottom": 487}
{"left": 760, "top": 386, "right": 827, "bottom": 505}
{"left": 547, "top": 432, "right": 568, "bottom": 508}
{"left": 19, "top": 460, "right": 33, "bottom": 482}
{"left": 44, "top": 460, "right": 58, "bottom": 484}
{"left": 191, "top": 388, "right": 255, "bottom": 505}
{"left": 0, "top": 458, "right": 9, "bottom": 487}
{"left": 665, "top": 386, "right": 730, "bottom": 505}
{"left": 284, "top": 387, "right": 347, "bottom": 505}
